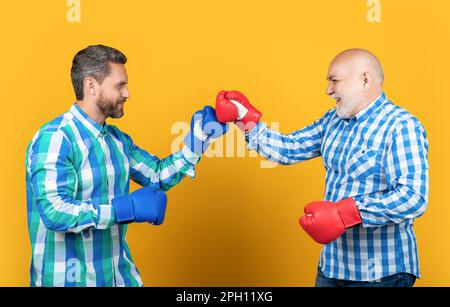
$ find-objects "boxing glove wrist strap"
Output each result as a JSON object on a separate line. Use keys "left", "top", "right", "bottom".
{"left": 112, "top": 196, "right": 135, "bottom": 223}
{"left": 337, "top": 197, "right": 362, "bottom": 228}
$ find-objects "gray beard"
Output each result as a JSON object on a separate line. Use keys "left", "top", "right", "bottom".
{"left": 336, "top": 100, "right": 360, "bottom": 119}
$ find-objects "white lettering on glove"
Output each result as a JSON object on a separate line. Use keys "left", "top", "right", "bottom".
{"left": 230, "top": 99, "right": 249, "bottom": 120}
{"left": 193, "top": 119, "right": 209, "bottom": 142}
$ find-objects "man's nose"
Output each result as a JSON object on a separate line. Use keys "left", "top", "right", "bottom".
{"left": 326, "top": 84, "right": 334, "bottom": 96}
{"left": 123, "top": 87, "right": 131, "bottom": 99}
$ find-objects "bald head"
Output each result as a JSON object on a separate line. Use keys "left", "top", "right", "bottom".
{"left": 331, "top": 49, "right": 384, "bottom": 86}
{"left": 326, "top": 49, "right": 385, "bottom": 119}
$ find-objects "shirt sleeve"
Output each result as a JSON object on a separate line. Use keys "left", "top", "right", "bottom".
{"left": 27, "top": 130, "right": 116, "bottom": 233}
{"left": 354, "top": 119, "right": 430, "bottom": 228}
{"left": 123, "top": 132, "right": 202, "bottom": 191}
{"left": 245, "top": 110, "right": 332, "bottom": 165}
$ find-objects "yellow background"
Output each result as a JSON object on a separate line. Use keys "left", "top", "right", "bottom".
{"left": 0, "top": 0, "right": 449, "bottom": 286}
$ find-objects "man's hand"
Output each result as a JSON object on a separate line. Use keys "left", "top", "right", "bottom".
{"left": 299, "top": 198, "right": 362, "bottom": 244}
{"left": 112, "top": 187, "right": 168, "bottom": 225}
{"left": 215, "top": 90, "right": 262, "bottom": 132}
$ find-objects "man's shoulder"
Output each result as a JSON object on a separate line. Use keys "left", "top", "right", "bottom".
{"left": 41, "top": 114, "right": 70, "bottom": 132}
{"left": 106, "top": 124, "right": 128, "bottom": 140}
{"left": 27, "top": 111, "right": 74, "bottom": 150}
{"left": 383, "top": 100, "right": 425, "bottom": 131}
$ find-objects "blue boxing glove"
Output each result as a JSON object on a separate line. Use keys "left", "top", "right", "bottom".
{"left": 112, "top": 187, "right": 168, "bottom": 225}
{"left": 184, "top": 106, "right": 229, "bottom": 154}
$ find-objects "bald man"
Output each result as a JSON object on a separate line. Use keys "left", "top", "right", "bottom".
{"left": 215, "top": 49, "right": 429, "bottom": 287}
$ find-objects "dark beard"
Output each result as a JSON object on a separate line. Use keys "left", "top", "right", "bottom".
{"left": 96, "top": 94, "right": 125, "bottom": 119}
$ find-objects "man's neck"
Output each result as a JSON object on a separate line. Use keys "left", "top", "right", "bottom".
{"left": 76, "top": 100, "right": 106, "bottom": 125}
{"left": 353, "top": 90, "right": 383, "bottom": 116}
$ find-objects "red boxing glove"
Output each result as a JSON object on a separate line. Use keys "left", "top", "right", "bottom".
{"left": 215, "top": 90, "right": 262, "bottom": 132}
{"left": 299, "top": 198, "right": 362, "bottom": 244}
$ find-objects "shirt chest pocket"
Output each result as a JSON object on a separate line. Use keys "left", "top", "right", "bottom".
{"left": 346, "top": 147, "right": 381, "bottom": 181}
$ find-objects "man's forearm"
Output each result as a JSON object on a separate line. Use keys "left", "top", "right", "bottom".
{"left": 246, "top": 122, "right": 322, "bottom": 165}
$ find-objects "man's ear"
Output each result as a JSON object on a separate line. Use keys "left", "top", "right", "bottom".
{"left": 362, "top": 72, "right": 371, "bottom": 91}
{"left": 83, "top": 77, "right": 99, "bottom": 98}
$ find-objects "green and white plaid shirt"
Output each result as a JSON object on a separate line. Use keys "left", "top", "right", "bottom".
{"left": 26, "top": 103, "right": 201, "bottom": 287}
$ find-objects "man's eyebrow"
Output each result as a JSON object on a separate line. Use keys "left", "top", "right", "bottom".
{"left": 116, "top": 81, "right": 128, "bottom": 86}
{"left": 327, "top": 75, "right": 337, "bottom": 80}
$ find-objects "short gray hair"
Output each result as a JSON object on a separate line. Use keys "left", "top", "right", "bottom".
{"left": 71, "top": 45, "right": 127, "bottom": 100}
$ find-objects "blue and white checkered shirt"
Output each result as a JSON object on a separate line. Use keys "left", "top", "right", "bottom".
{"left": 246, "top": 92, "right": 429, "bottom": 281}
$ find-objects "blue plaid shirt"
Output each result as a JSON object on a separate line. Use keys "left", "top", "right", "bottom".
{"left": 246, "top": 92, "right": 429, "bottom": 281}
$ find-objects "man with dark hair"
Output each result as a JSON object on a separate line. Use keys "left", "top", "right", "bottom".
{"left": 25, "top": 45, "right": 227, "bottom": 287}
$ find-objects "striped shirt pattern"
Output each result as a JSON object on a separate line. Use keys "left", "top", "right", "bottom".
{"left": 246, "top": 93, "right": 429, "bottom": 281}
{"left": 26, "top": 104, "right": 201, "bottom": 287}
